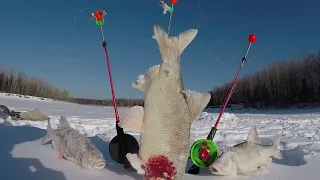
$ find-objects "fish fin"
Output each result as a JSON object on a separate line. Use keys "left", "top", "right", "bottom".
{"left": 118, "top": 106, "right": 144, "bottom": 132}
{"left": 272, "top": 133, "right": 283, "bottom": 159}
{"left": 153, "top": 25, "right": 198, "bottom": 56}
{"left": 246, "top": 126, "right": 260, "bottom": 144}
{"left": 52, "top": 141, "right": 61, "bottom": 152}
{"left": 132, "top": 65, "right": 160, "bottom": 92}
{"left": 58, "top": 116, "right": 71, "bottom": 129}
{"left": 126, "top": 153, "right": 146, "bottom": 175}
{"left": 182, "top": 90, "right": 211, "bottom": 121}
{"left": 42, "top": 118, "right": 53, "bottom": 144}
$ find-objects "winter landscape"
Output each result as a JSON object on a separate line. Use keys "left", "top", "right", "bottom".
{"left": 1, "top": 1, "right": 320, "bottom": 180}
{"left": 1, "top": 92, "right": 319, "bottom": 180}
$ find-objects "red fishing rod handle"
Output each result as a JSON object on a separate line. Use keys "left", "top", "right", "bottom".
{"left": 102, "top": 42, "right": 120, "bottom": 121}
{"left": 213, "top": 34, "right": 257, "bottom": 129}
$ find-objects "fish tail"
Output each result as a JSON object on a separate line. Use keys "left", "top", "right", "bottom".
{"left": 153, "top": 25, "right": 198, "bottom": 58}
{"left": 42, "top": 117, "right": 53, "bottom": 145}
{"left": 271, "top": 133, "right": 282, "bottom": 159}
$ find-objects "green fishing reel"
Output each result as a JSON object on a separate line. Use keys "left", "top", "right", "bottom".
{"left": 189, "top": 139, "right": 219, "bottom": 168}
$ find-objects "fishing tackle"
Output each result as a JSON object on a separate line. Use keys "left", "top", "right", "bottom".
{"left": 89, "top": 9, "right": 140, "bottom": 172}
{"left": 187, "top": 34, "right": 257, "bottom": 174}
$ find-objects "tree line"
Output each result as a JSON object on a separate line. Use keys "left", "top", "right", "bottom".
{"left": 0, "top": 67, "right": 70, "bottom": 101}
{"left": 209, "top": 53, "right": 320, "bottom": 109}
{"left": 2, "top": 52, "right": 320, "bottom": 109}
{"left": 0, "top": 66, "right": 144, "bottom": 106}
{"left": 70, "top": 98, "right": 144, "bottom": 107}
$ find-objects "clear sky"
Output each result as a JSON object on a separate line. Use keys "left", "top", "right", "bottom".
{"left": 0, "top": 0, "right": 319, "bottom": 99}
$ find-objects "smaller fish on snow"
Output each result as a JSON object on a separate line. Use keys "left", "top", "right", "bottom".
{"left": 209, "top": 126, "right": 283, "bottom": 176}
{"left": 42, "top": 116, "right": 106, "bottom": 170}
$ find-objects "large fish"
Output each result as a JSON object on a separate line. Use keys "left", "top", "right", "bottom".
{"left": 118, "top": 25, "right": 211, "bottom": 180}
{"left": 209, "top": 126, "right": 282, "bottom": 176}
{"left": 42, "top": 116, "right": 106, "bottom": 170}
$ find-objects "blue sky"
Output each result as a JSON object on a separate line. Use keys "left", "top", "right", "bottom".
{"left": 0, "top": 0, "right": 319, "bottom": 99}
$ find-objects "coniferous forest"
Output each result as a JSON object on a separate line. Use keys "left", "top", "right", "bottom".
{"left": 1, "top": 53, "right": 319, "bottom": 108}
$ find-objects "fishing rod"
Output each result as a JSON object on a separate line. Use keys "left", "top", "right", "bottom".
{"left": 159, "top": 0, "right": 178, "bottom": 35}
{"left": 90, "top": 9, "right": 139, "bottom": 171}
{"left": 187, "top": 33, "right": 257, "bottom": 174}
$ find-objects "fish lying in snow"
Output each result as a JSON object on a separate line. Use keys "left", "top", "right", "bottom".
{"left": 118, "top": 25, "right": 211, "bottom": 180}
{"left": 209, "top": 126, "right": 283, "bottom": 176}
{"left": 42, "top": 116, "right": 106, "bottom": 170}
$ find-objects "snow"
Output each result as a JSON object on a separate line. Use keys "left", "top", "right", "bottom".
{"left": 1, "top": 93, "right": 320, "bottom": 180}
{"left": 0, "top": 93, "right": 61, "bottom": 102}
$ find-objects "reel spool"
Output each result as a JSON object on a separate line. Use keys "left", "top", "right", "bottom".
{"left": 109, "top": 133, "right": 139, "bottom": 164}
{"left": 189, "top": 139, "right": 219, "bottom": 168}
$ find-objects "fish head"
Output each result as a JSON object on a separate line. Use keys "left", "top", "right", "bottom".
{"left": 209, "top": 150, "right": 237, "bottom": 176}
{"left": 82, "top": 149, "right": 106, "bottom": 170}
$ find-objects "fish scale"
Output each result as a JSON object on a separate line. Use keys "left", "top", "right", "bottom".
{"left": 118, "top": 25, "right": 211, "bottom": 180}
{"left": 41, "top": 116, "right": 106, "bottom": 170}
{"left": 210, "top": 126, "right": 282, "bottom": 176}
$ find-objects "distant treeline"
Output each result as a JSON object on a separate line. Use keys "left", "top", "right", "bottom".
{"left": 0, "top": 67, "right": 70, "bottom": 101}
{"left": 3, "top": 52, "right": 320, "bottom": 109}
{"left": 209, "top": 53, "right": 320, "bottom": 109}
{"left": 0, "top": 66, "right": 144, "bottom": 107}
{"left": 70, "top": 98, "right": 144, "bottom": 107}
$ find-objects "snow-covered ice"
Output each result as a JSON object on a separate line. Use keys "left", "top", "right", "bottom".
{"left": 1, "top": 92, "right": 320, "bottom": 180}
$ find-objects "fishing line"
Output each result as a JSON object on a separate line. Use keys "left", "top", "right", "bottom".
{"left": 195, "top": 0, "right": 201, "bottom": 29}
{"left": 195, "top": 0, "right": 263, "bottom": 76}
{"left": 205, "top": 44, "right": 264, "bottom": 124}
{"left": 89, "top": 9, "right": 139, "bottom": 170}
{"left": 193, "top": 0, "right": 235, "bottom": 75}
{"left": 167, "top": 4, "right": 174, "bottom": 34}
{"left": 248, "top": 43, "right": 264, "bottom": 61}
{"left": 174, "top": 0, "right": 227, "bottom": 114}
{"left": 188, "top": 34, "right": 257, "bottom": 174}
{"left": 208, "top": 49, "right": 234, "bottom": 74}
{"left": 207, "top": 44, "right": 263, "bottom": 77}
{"left": 73, "top": 8, "right": 88, "bottom": 30}
{"left": 158, "top": 0, "right": 201, "bottom": 35}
